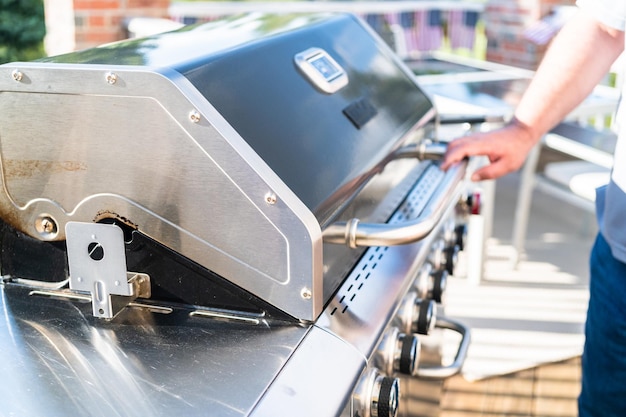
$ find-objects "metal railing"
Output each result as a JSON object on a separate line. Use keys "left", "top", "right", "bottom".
{"left": 168, "top": 1, "right": 486, "bottom": 58}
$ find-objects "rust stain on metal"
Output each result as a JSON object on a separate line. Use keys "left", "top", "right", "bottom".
{"left": 2, "top": 159, "right": 87, "bottom": 178}
{"left": 93, "top": 210, "right": 139, "bottom": 230}
{"left": 0, "top": 207, "right": 28, "bottom": 235}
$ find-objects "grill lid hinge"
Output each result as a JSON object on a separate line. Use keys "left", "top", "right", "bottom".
{"left": 66, "top": 221, "right": 151, "bottom": 319}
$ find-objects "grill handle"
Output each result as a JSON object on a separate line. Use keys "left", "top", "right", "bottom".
{"left": 389, "top": 140, "right": 448, "bottom": 161}
{"left": 322, "top": 157, "right": 467, "bottom": 248}
{"left": 414, "top": 316, "right": 471, "bottom": 380}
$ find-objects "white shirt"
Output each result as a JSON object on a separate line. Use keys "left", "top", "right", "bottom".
{"left": 578, "top": 0, "right": 626, "bottom": 263}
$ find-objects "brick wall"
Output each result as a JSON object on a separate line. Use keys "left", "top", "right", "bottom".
{"left": 73, "top": 0, "right": 170, "bottom": 50}
{"left": 484, "top": 0, "right": 575, "bottom": 69}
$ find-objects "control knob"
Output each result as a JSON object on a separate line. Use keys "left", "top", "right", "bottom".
{"left": 395, "top": 291, "right": 437, "bottom": 335}
{"left": 413, "top": 263, "right": 433, "bottom": 300}
{"left": 470, "top": 192, "right": 481, "bottom": 215}
{"left": 460, "top": 191, "right": 481, "bottom": 216}
{"left": 427, "top": 238, "right": 447, "bottom": 272}
{"left": 429, "top": 269, "right": 448, "bottom": 304}
{"left": 413, "top": 263, "right": 447, "bottom": 304}
{"left": 429, "top": 238, "right": 459, "bottom": 276}
{"left": 443, "top": 244, "right": 459, "bottom": 276}
{"left": 374, "top": 327, "right": 421, "bottom": 376}
{"left": 454, "top": 223, "right": 468, "bottom": 251}
{"left": 353, "top": 369, "right": 399, "bottom": 417}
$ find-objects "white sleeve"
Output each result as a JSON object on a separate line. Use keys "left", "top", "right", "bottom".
{"left": 577, "top": 0, "right": 626, "bottom": 30}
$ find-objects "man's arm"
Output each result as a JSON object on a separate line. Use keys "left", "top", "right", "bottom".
{"left": 441, "top": 11, "right": 624, "bottom": 181}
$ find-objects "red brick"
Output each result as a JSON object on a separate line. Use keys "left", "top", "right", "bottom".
{"left": 126, "top": 0, "right": 167, "bottom": 7}
{"left": 501, "top": 41, "right": 527, "bottom": 53}
{"left": 88, "top": 15, "right": 107, "bottom": 27}
{"left": 74, "top": 0, "right": 120, "bottom": 10}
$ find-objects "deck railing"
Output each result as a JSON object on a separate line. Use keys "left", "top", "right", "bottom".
{"left": 168, "top": 1, "right": 486, "bottom": 58}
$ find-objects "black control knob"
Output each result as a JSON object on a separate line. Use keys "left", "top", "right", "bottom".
{"left": 397, "top": 333, "right": 420, "bottom": 376}
{"left": 454, "top": 224, "right": 468, "bottom": 251}
{"left": 444, "top": 245, "right": 459, "bottom": 276}
{"left": 430, "top": 269, "right": 448, "bottom": 304}
{"left": 414, "top": 298, "right": 436, "bottom": 335}
{"left": 354, "top": 369, "right": 400, "bottom": 417}
{"left": 375, "top": 328, "right": 420, "bottom": 377}
{"left": 373, "top": 375, "right": 399, "bottom": 417}
{"left": 396, "top": 292, "right": 437, "bottom": 336}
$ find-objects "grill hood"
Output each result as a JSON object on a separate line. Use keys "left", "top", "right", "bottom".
{"left": 0, "top": 13, "right": 437, "bottom": 321}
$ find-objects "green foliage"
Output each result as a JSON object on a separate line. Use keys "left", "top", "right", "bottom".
{"left": 0, "top": 0, "right": 46, "bottom": 64}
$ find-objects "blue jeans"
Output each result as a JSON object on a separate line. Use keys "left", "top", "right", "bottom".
{"left": 579, "top": 233, "right": 626, "bottom": 416}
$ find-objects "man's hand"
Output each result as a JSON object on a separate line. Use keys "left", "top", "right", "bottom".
{"left": 440, "top": 119, "right": 539, "bottom": 182}
{"left": 439, "top": 10, "right": 624, "bottom": 184}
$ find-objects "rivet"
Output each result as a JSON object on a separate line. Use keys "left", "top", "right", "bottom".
{"left": 189, "top": 110, "right": 201, "bottom": 123}
{"left": 301, "top": 287, "right": 312, "bottom": 300}
{"left": 265, "top": 192, "right": 277, "bottom": 205}
{"left": 105, "top": 72, "right": 118, "bottom": 85}
{"left": 11, "top": 69, "right": 23, "bottom": 82}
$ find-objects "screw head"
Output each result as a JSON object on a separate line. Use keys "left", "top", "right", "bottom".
{"left": 189, "top": 110, "right": 201, "bottom": 123}
{"left": 105, "top": 72, "right": 118, "bottom": 85}
{"left": 301, "top": 287, "right": 312, "bottom": 300}
{"left": 35, "top": 215, "right": 58, "bottom": 238}
{"left": 11, "top": 69, "right": 23, "bottom": 82}
{"left": 265, "top": 192, "right": 277, "bottom": 205}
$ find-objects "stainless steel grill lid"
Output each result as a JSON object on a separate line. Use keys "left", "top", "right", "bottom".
{"left": 0, "top": 12, "right": 436, "bottom": 321}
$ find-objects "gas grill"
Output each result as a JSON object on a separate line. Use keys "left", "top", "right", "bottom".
{"left": 0, "top": 13, "right": 479, "bottom": 417}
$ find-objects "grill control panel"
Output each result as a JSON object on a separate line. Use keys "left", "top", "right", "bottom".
{"left": 342, "top": 177, "right": 476, "bottom": 417}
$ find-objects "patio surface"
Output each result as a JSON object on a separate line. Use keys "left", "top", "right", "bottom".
{"left": 445, "top": 167, "right": 595, "bottom": 381}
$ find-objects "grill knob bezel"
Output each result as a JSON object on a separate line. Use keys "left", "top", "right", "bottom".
{"left": 430, "top": 269, "right": 448, "bottom": 304}
{"left": 373, "top": 375, "right": 399, "bottom": 417}
{"left": 374, "top": 328, "right": 421, "bottom": 377}
{"left": 353, "top": 369, "right": 400, "bottom": 417}
{"left": 415, "top": 298, "right": 436, "bottom": 335}
{"left": 395, "top": 291, "right": 437, "bottom": 336}
{"left": 397, "top": 333, "right": 420, "bottom": 376}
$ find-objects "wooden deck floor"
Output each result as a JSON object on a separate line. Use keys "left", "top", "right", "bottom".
{"left": 434, "top": 168, "right": 588, "bottom": 417}
{"left": 439, "top": 356, "right": 581, "bottom": 417}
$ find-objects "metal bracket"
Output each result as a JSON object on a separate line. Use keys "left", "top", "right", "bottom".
{"left": 66, "top": 222, "right": 150, "bottom": 319}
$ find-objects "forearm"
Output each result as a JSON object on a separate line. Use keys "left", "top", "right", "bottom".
{"left": 514, "top": 11, "right": 624, "bottom": 140}
{"left": 442, "top": 10, "right": 624, "bottom": 181}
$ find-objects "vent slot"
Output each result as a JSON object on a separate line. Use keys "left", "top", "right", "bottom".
{"left": 330, "top": 247, "right": 387, "bottom": 316}
{"left": 329, "top": 164, "right": 445, "bottom": 315}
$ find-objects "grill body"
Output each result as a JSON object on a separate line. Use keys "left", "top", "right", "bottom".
{"left": 0, "top": 13, "right": 474, "bottom": 417}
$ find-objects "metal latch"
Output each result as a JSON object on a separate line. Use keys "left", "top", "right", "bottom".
{"left": 66, "top": 222, "right": 150, "bottom": 319}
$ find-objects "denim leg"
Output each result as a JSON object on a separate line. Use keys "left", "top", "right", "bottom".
{"left": 579, "top": 233, "right": 626, "bottom": 416}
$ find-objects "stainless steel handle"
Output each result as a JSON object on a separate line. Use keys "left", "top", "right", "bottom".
{"left": 322, "top": 159, "right": 468, "bottom": 248}
{"left": 414, "top": 316, "right": 471, "bottom": 380}
{"left": 389, "top": 141, "right": 448, "bottom": 161}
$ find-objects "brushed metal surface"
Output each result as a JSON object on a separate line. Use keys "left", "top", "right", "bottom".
{"left": 0, "top": 159, "right": 469, "bottom": 417}
{"left": 250, "top": 325, "right": 365, "bottom": 417}
{"left": 0, "top": 64, "right": 321, "bottom": 321}
{"left": 0, "top": 13, "right": 482, "bottom": 417}
{"left": 0, "top": 283, "right": 309, "bottom": 417}
{"left": 0, "top": 13, "right": 439, "bottom": 321}
{"left": 318, "top": 162, "right": 466, "bottom": 358}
